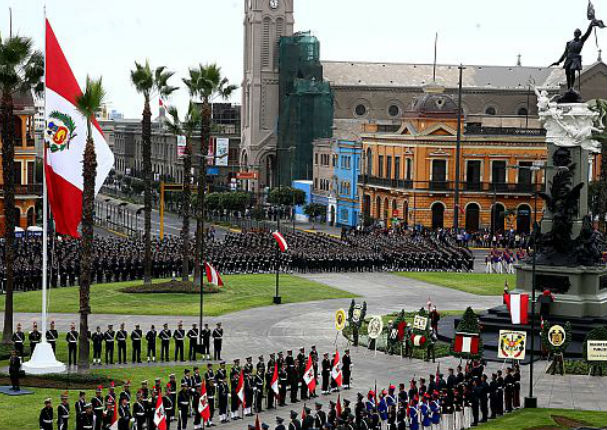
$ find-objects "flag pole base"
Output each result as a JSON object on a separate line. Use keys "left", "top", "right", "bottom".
{"left": 524, "top": 396, "right": 537, "bottom": 408}
{"left": 273, "top": 296, "right": 282, "bottom": 304}
{"left": 22, "top": 341, "right": 66, "bottom": 375}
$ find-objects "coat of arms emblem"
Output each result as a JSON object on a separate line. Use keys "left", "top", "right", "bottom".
{"left": 46, "top": 110, "right": 77, "bottom": 152}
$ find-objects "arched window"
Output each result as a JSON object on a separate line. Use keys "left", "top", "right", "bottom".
{"left": 26, "top": 207, "right": 35, "bottom": 227}
{"left": 517, "top": 204, "right": 532, "bottom": 234}
{"left": 485, "top": 106, "right": 497, "bottom": 116}
{"left": 431, "top": 202, "right": 444, "bottom": 229}
{"left": 375, "top": 196, "right": 381, "bottom": 219}
{"left": 465, "top": 203, "right": 480, "bottom": 232}
{"left": 403, "top": 200, "right": 409, "bottom": 224}
{"left": 517, "top": 107, "right": 528, "bottom": 116}
{"left": 383, "top": 198, "right": 389, "bottom": 220}
{"left": 491, "top": 203, "right": 505, "bottom": 234}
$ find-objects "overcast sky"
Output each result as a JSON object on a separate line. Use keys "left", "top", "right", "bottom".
{"left": 4, "top": 0, "right": 607, "bottom": 118}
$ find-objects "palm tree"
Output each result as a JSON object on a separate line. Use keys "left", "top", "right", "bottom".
{"left": 592, "top": 99, "right": 607, "bottom": 232}
{"left": 0, "top": 34, "right": 43, "bottom": 343}
{"left": 183, "top": 64, "right": 236, "bottom": 281}
{"left": 130, "top": 61, "right": 177, "bottom": 285}
{"left": 165, "top": 102, "right": 200, "bottom": 281}
{"left": 75, "top": 76, "right": 106, "bottom": 369}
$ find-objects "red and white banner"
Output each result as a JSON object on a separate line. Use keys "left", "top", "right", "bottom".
{"left": 411, "top": 334, "right": 426, "bottom": 347}
{"left": 205, "top": 262, "right": 224, "bottom": 287}
{"left": 236, "top": 370, "right": 245, "bottom": 407}
{"left": 331, "top": 349, "right": 342, "bottom": 386}
{"left": 453, "top": 333, "right": 480, "bottom": 354}
{"left": 109, "top": 404, "right": 118, "bottom": 430}
{"left": 272, "top": 231, "right": 288, "bottom": 252}
{"left": 303, "top": 355, "right": 316, "bottom": 392}
{"left": 504, "top": 293, "right": 529, "bottom": 324}
{"left": 45, "top": 20, "right": 114, "bottom": 237}
{"left": 270, "top": 363, "right": 279, "bottom": 395}
{"left": 154, "top": 394, "right": 167, "bottom": 430}
{"left": 336, "top": 393, "right": 343, "bottom": 417}
{"left": 199, "top": 381, "right": 210, "bottom": 422}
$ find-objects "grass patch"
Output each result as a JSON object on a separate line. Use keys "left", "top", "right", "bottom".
{"left": 121, "top": 280, "right": 220, "bottom": 294}
{"left": 476, "top": 408, "right": 607, "bottom": 430}
{"left": 0, "top": 274, "right": 355, "bottom": 316}
{"left": 394, "top": 272, "right": 514, "bottom": 296}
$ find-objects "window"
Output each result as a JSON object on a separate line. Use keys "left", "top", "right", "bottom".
{"left": 485, "top": 106, "right": 497, "bottom": 116}
{"left": 431, "top": 159, "right": 447, "bottom": 190}
{"left": 492, "top": 160, "right": 507, "bottom": 192}
{"left": 517, "top": 107, "right": 528, "bottom": 116}
{"left": 27, "top": 161, "right": 35, "bottom": 185}
{"left": 394, "top": 157, "right": 401, "bottom": 180}
{"left": 386, "top": 156, "right": 392, "bottom": 179}
{"left": 314, "top": 178, "right": 318, "bottom": 189}
{"left": 378, "top": 155, "right": 384, "bottom": 178}
{"left": 405, "top": 158, "right": 413, "bottom": 181}
{"left": 388, "top": 105, "right": 400, "bottom": 117}
{"left": 332, "top": 155, "right": 337, "bottom": 167}
{"left": 366, "top": 149, "right": 373, "bottom": 175}
{"left": 355, "top": 104, "right": 367, "bottom": 117}
{"left": 315, "top": 153, "right": 318, "bottom": 165}
{"left": 518, "top": 161, "right": 532, "bottom": 192}
{"left": 14, "top": 160, "right": 22, "bottom": 185}
{"left": 466, "top": 160, "right": 482, "bottom": 191}
{"left": 340, "top": 208, "right": 348, "bottom": 223}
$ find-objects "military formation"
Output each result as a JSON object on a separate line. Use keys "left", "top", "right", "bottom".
{"left": 35, "top": 346, "right": 354, "bottom": 430}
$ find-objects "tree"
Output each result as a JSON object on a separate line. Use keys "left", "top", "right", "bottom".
{"left": 165, "top": 103, "right": 200, "bottom": 281}
{"left": 0, "top": 34, "right": 43, "bottom": 343}
{"left": 75, "top": 76, "right": 106, "bottom": 369}
{"left": 304, "top": 203, "right": 326, "bottom": 229}
{"left": 591, "top": 99, "right": 607, "bottom": 232}
{"left": 130, "top": 61, "right": 177, "bottom": 285}
{"left": 183, "top": 64, "right": 236, "bottom": 281}
{"left": 267, "top": 187, "right": 306, "bottom": 207}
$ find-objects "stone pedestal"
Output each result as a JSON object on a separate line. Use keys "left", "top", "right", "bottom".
{"left": 21, "top": 341, "right": 66, "bottom": 375}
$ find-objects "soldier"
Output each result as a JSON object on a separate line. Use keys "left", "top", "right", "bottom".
{"left": 8, "top": 350, "right": 21, "bottom": 391}
{"left": 160, "top": 323, "right": 171, "bottom": 362}
{"left": 133, "top": 391, "right": 146, "bottom": 430}
{"left": 57, "top": 391, "right": 70, "bottom": 430}
{"left": 119, "top": 381, "right": 132, "bottom": 403}
{"left": 217, "top": 372, "right": 229, "bottom": 423}
{"left": 91, "top": 326, "right": 104, "bottom": 366}
{"left": 254, "top": 366, "right": 265, "bottom": 413}
{"left": 80, "top": 403, "right": 95, "bottom": 430}
{"left": 106, "top": 382, "right": 117, "bottom": 406}
{"left": 177, "top": 382, "right": 190, "bottom": 430}
{"left": 163, "top": 384, "right": 175, "bottom": 430}
{"left": 39, "top": 398, "right": 54, "bottom": 430}
{"left": 118, "top": 396, "right": 132, "bottom": 430}
{"left": 314, "top": 402, "right": 327, "bottom": 429}
{"left": 29, "top": 321, "right": 41, "bottom": 355}
{"left": 504, "top": 368, "right": 515, "bottom": 413}
{"left": 230, "top": 359, "right": 241, "bottom": 420}
{"left": 187, "top": 323, "right": 199, "bottom": 361}
{"left": 275, "top": 416, "right": 286, "bottom": 430}
{"left": 513, "top": 364, "right": 521, "bottom": 410}
{"left": 201, "top": 323, "right": 211, "bottom": 360}
{"left": 91, "top": 386, "right": 104, "bottom": 430}
{"left": 204, "top": 363, "right": 216, "bottom": 425}
{"left": 266, "top": 353, "right": 276, "bottom": 410}
{"left": 212, "top": 322, "right": 223, "bottom": 360}
{"left": 46, "top": 321, "right": 59, "bottom": 353}
{"left": 288, "top": 410, "right": 301, "bottom": 430}
{"left": 327, "top": 401, "right": 336, "bottom": 427}
{"left": 342, "top": 349, "right": 352, "bottom": 390}
{"left": 104, "top": 324, "right": 115, "bottom": 365}
{"left": 11, "top": 323, "right": 25, "bottom": 357}
{"left": 131, "top": 324, "right": 143, "bottom": 363}
{"left": 302, "top": 406, "right": 314, "bottom": 430}
{"left": 116, "top": 322, "right": 128, "bottom": 364}
{"left": 174, "top": 321, "right": 186, "bottom": 362}
{"left": 66, "top": 322, "right": 79, "bottom": 367}
{"left": 168, "top": 373, "right": 178, "bottom": 415}
{"left": 146, "top": 324, "right": 158, "bottom": 362}
{"left": 75, "top": 390, "right": 87, "bottom": 421}
{"left": 278, "top": 362, "right": 288, "bottom": 407}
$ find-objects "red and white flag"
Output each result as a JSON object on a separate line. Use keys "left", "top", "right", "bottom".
{"left": 153, "top": 394, "right": 167, "bottom": 430}
{"left": 336, "top": 393, "right": 343, "bottom": 417}
{"left": 254, "top": 414, "right": 261, "bottom": 430}
{"left": 109, "top": 404, "right": 118, "bottom": 430}
{"left": 272, "top": 231, "right": 288, "bottom": 252}
{"left": 44, "top": 20, "right": 114, "bottom": 237}
{"left": 504, "top": 293, "right": 529, "bottom": 324}
{"left": 199, "top": 381, "right": 210, "bottom": 422}
{"left": 303, "top": 355, "right": 316, "bottom": 392}
{"left": 453, "top": 333, "right": 480, "bottom": 354}
{"left": 331, "top": 349, "right": 342, "bottom": 387}
{"left": 270, "top": 363, "right": 279, "bottom": 395}
{"left": 411, "top": 334, "right": 426, "bottom": 347}
{"left": 236, "top": 369, "right": 246, "bottom": 407}
{"left": 205, "top": 262, "right": 224, "bottom": 287}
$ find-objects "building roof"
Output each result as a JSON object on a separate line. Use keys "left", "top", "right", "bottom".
{"left": 321, "top": 60, "right": 601, "bottom": 90}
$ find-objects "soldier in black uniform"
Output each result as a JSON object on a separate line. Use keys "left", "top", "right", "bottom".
{"left": 39, "top": 398, "right": 54, "bottom": 430}
{"left": 266, "top": 353, "right": 276, "bottom": 410}
{"left": 275, "top": 416, "right": 286, "bottom": 430}
{"left": 163, "top": 384, "right": 175, "bottom": 430}
{"left": 12, "top": 323, "right": 25, "bottom": 357}
{"left": 133, "top": 391, "right": 146, "bottom": 430}
{"left": 46, "top": 321, "right": 59, "bottom": 353}
{"left": 342, "top": 349, "right": 352, "bottom": 390}
{"left": 205, "top": 363, "right": 216, "bottom": 425}
{"left": 66, "top": 322, "right": 78, "bottom": 366}
{"left": 91, "top": 386, "right": 104, "bottom": 430}
{"left": 174, "top": 321, "right": 186, "bottom": 362}
{"left": 29, "top": 321, "right": 41, "bottom": 355}
{"left": 288, "top": 410, "right": 302, "bottom": 430}
{"left": 91, "top": 326, "right": 103, "bottom": 366}
{"left": 201, "top": 323, "right": 211, "bottom": 360}
{"left": 212, "top": 322, "right": 223, "bottom": 360}
{"left": 479, "top": 374, "right": 489, "bottom": 423}
{"left": 75, "top": 390, "right": 87, "bottom": 423}
{"left": 254, "top": 366, "right": 265, "bottom": 413}
{"left": 80, "top": 403, "right": 95, "bottom": 430}
{"left": 116, "top": 322, "right": 128, "bottom": 364}
{"left": 230, "top": 358, "right": 241, "bottom": 420}
{"left": 489, "top": 373, "right": 499, "bottom": 419}
{"left": 187, "top": 323, "right": 199, "bottom": 361}
{"left": 217, "top": 371, "right": 229, "bottom": 423}
{"left": 278, "top": 362, "right": 288, "bottom": 407}
{"left": 496, "top": 369, "right": 504, "bottom": 416}
{"left": 504, "top": 367, "right": 515, "bottom": 413}
{"left": 177, "top": 382, "right": 190, "bottom": 429}
{"left": 160, "top": 323, "right": 171, "bottom": 362}
{"left": 57, "top": 391, "right": 70, "bottom": 430}
{"left": 146, "top": 324, "right": 157, "bottom": 362}
{"left": 314, "top": 402, "right": 327, "bottom": 428}
{"left": 118, "top": 396, "right": 132, "bottom": 430}
{"left": 290, "top": 357, "right": 299, "bottom": 404}
{"left": 104, "top": 324, "right": 115, "bottom": 365}
{"left": 131, "top": 324, "right": 143, "bottom": 363}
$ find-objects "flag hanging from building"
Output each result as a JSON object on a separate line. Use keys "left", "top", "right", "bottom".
{"left": 504, "top": 293, "right": 529, "bottom": 324}
{"left": 272, "top": 231, "right": 289, "bottom": 252}
{"left": 44, "top": 19, "right": 114, "bottom": 237}
{"left": 205, "top": 262, "right": 224, "bottom": 286}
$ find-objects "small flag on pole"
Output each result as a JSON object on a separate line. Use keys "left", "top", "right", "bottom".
{"left": 205, "top": 262, "right": 224, "bottom": 286}
{"left": 504, "top": 293, "right": 529, "bottom": 324}
{"left": 272, "top": 231, "right": 288, "bottom": 252}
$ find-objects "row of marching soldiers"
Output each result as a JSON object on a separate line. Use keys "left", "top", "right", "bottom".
{"left": 37, "top": 346, "right": 353, "bottom": 430}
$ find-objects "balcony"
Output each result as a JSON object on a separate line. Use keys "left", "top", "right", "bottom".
{"left": 0, "top": 184, "right": 42, "bottom": 197}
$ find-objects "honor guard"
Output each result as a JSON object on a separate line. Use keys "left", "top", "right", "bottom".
{"left": 321, "top": 353, "right": 331, "bottom": 394}
{"left": 46, "top": 321, "right": 59, "bottom": 353}
{"left": 275, "top": 416, "right": 286, "bottom": 430}
{"left": 91, "top": 386, "right": 104, "bottom": 430}
{"left": 11, "top": 322, "right": 25, "bottom": 357}
{"left": 230, "top": 359, "right": 241, "bottom": 420}
{"left": 201, "top": 323, "right": 211, "bottom": 360}
{"left": 119, "top": 380, "right": 132, "bottom": 403}
{"left": 133, "top": 391, "right": 147, "bottom": 430}
{"left": 39, "top": 398, "right": 54, "bottom": 430}
{"left": 66, "top": 322, "right": 79, "bottom": 366}
{"left": 212, "top": 322, "right": 223, "bottom": 360}
{"left": 159, "top": 323, "right": 171, "bottom": 362}
{"left": 278, "top": 363, "right": 288, "bottom": 407}
{"left": 118, "top": 396, "right": 132, "bottom": 430}
{"left": 187, "top": 323, "right": 199, "bottom": 361}
{"left": 75, "top": 391, "right": 87, "bottom": 420}
{"left": 173, "top": 321, "right": 186, "bottom": 362}
{"left": 314, "top": 402, "right": 327, "bottom": 428}
{"left": 163, "top": 384, "right": 175, "bottom": 430}
{"left": 29, "top": 321, "right": 41, "bottom": 354}
{"left": 205, "top": 363, "right": 216, "bottom": 425}
{"left": 80, "top": 403, "right": 95, "bottom": 430}
{"left": 217, "top": 367, "right": 229, "bottom": 423}
{"left": 57, "top": 392, "right": 70, "bottom": 430}
{"left": 342, "top": 349, "right": 352, "bottom": 390}
{"left": 266, "top": 353, "right": 276, "bottom": 410}
{"left": 91, "top": 326, "right": 104, "bottom": 365}
{"left": 131, "top": 324, "right": 143, "bottom": 363}
{"left": 146, "top": 324, "right": 157, "bottom": 362}
{"left": 104, "top": 324, "right": 115, "bottom": 365}
{"left": 177, "top": 382, "right": 190, "bottom": 430}
{"left": 116, "top": 322, "right": 128, "bottom": 364}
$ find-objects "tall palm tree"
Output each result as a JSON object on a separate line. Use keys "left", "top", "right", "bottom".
{"left": 165, "top": 102, "right": 200, "bottom": 281}
{"left": 0, "top": 34, "right": 43, "bottom": 343}
{"left": 75, "top": 76, "right": 106, "bottom": 369}
{"left": 130, "top": 61, "right": 177, "bottom": 285}
{"left": 183, "top": 64, "right": 236, "bottom": 281}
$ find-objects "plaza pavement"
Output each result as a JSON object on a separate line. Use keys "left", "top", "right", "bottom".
{"left": 1, "top": 272, "right": 605, "bottom": 428}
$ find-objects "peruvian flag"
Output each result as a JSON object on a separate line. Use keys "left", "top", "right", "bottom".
{"left": 272, "top": 231, "right": 288, "bottom": 252}
{"left": 199, "top": 381, "right": 210, "bottom": 422}
{"left": 109, "top": 403, "right": 118, "bottom": 430}
{"left": 205, "top": 262, "right": 224, "bottom": 286}
{"left": 303, "top": 355, "right": 316, "bottom": 392}
{"left": 44, "top": 20, "right": 114, "bottom": 237}
{"left": 331, "top": 349, "right": 342, "bottom": 387}
{"left": 336, "top": 393, "right": 342, "bottom": 417}
{"left": 236, "top": 369, "right": 246, "bottom": 407}
{"left": 411, "top": 334, "right": 426, "bottom": 347}
{"left": 255, "top": 414, "right": 261, "bottom": 430}
{"left": 153, "top": 394, "right": 167, "bottom": 430}
{"left": 270, "top": 363, "right": 279, "bottom": 396}
{"left": 504, "top": 293, "right": 529, "bottom": 324}
{"left": 453, "top": 333, "right": 480, "bottom": 354}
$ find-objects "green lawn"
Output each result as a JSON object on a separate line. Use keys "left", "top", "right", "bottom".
{"left": 0, "top": 274, "right": 355, "bottom": 316}
{"left": 477, "top": 408, "right": 607, "bottom": 430}
{"left": 394, "top": 272, "right": 514, "bottom": 296}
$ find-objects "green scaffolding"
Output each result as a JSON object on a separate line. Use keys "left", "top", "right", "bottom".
{"left": 277, "top": 32, "right": 334, "bottom": 185}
